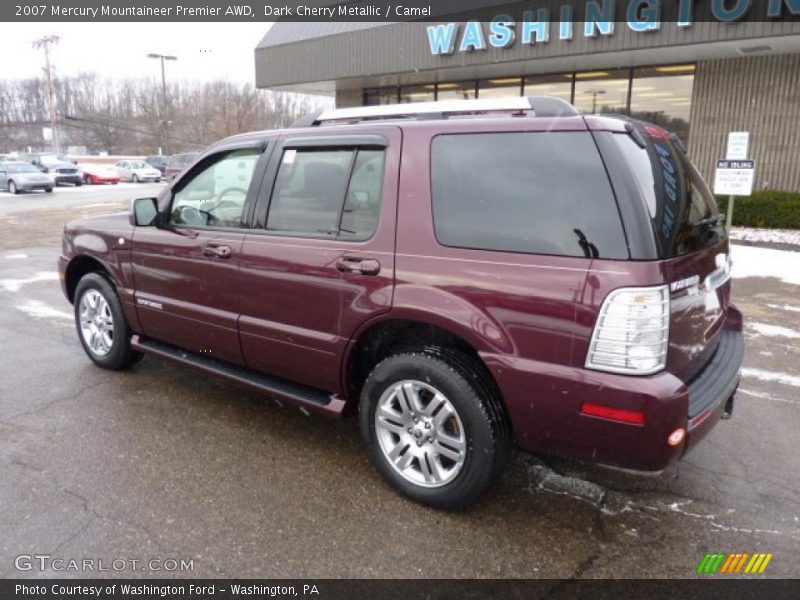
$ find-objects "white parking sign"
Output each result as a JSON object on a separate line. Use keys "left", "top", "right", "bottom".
{"left": 714, "top": 159, "right": 755, "bottom": 197}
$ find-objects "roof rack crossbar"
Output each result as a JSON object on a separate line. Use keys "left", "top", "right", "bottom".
{"left": 295, "top": 96, "right": 579, "bottom": 127}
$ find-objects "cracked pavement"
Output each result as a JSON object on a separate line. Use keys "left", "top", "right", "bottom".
{"left": 0, "top": 186, "right": 798, "bottom": 579}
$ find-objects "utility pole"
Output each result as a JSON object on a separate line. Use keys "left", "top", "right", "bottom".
{"left": 32, "top": 35, "right": 60, "bottom": 153}
{"left": 586, "top": 89, "right": 606, "bottom": 115}
{"left": 147, "top": 53, "right": 177, "bottom": 154}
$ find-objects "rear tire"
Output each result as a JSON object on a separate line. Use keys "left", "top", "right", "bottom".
{"left": 8, "top": 180, "right": 18, "bottom": 194}
{"left": 74, "top": 273, "right": 142, "bottom": 370}
{"left": 132, "top": 174, "right": 140, "bottom": 183}
{"left": 45, "top": 187, "right": 53, "bottom": 193}
{"left": 360, "top": 349, "right": 512, "bottom": 509}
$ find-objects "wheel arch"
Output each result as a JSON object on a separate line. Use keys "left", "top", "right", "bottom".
{"left": 342, "top": 315, "right": 507, "bottom": 411}
{"left": 64, "top": 255, "right": 116, "bottom": 304}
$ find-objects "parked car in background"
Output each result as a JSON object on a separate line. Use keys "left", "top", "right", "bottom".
{"left": 0, "top": 161, "right": 54, "bottom": 193}
{"left": 21, "top": 152, "right": 82, "bottom": 186}
{"left": 114, "top": 160, "right": 162, "bottom": 183}
{"left": 58, "top": 98, "right": 743, "bottom": 509}
{"left": 80, "top": 164, "right": 121, "bottom": 185}
{"left": 164, "top": 152, "right": 199, "bottom": 181}
{"left": 145, "top": 155, "right": 170, "bottom": 176}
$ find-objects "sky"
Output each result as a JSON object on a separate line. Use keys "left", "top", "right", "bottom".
{"left": 0, "top": 23, "right": 273, "bottom": 84}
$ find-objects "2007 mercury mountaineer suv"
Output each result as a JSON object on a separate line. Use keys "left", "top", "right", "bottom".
{"left": 59, "top": 97, "right": 744, "bottom": 508}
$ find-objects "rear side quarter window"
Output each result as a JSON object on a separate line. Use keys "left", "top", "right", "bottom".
{"left": 431, "top": 132, "right": 629, "bottom": 259}
{"left": 610, "top": 127, "right": 724, "bottom": 258}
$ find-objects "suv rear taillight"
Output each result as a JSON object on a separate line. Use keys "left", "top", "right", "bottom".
{"left": 585, "top": 286, "right": 670, "bottom": 375}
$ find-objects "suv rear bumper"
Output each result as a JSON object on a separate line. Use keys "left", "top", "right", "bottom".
{"left": 482, "top": 308, "right": 744, "bottom": 472}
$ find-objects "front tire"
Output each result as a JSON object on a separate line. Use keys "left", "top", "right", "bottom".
{"left": 45, "top": 187, "right": 53, "bottom": 193}
{"left": 360, "top": 350, "right": 512, "bottom": 509}
{"left": 74, "top": 273, "right": 142, "bottom": 370}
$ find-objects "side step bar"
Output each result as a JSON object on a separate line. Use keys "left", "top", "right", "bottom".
{"left": 131, "top": 336, "right": 347, "bottom": 418}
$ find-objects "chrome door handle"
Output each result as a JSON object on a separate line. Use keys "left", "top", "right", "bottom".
{"left": 336, "top": 257, "right": 381, "bottom": 276}
{"left": 203, "top": 244, "right": 232, "bottom": 259}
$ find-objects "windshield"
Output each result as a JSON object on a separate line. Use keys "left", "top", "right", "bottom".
{"left": 130, "top": 160, "right": 148, "bottom": 168}
{"left": 8, "top": 163, "right": 40, "bottom": 174}
{"left": 611, "top": 122, "right": 725, "bottom": 258}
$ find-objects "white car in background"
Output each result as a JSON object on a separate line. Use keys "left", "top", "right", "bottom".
{"left": 114, "top": 160, "right": 162, "bottom": 183}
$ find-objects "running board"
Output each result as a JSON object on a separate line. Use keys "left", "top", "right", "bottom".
{"left": 130, "top": 336, "right": 347, "bottom": 418}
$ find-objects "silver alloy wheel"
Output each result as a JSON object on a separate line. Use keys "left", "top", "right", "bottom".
{"left": 78, "top": 289, "right": 114, "bottom": 357}
{"left": 375, "top": 380, "right": 467, "bottom": 488}
{"left": 8, "top": 181, "right": 16, "bottom": 194}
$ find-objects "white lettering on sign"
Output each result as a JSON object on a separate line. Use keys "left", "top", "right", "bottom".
{"left": 726, "top": 132, "right": 750, "bottom": 160}
{"left": 714, "top": 159, "right": 756, "bottom": 197}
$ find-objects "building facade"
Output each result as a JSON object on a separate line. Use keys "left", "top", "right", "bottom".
{"left": 256, "top": 17, "right": 800, "bottom": 191}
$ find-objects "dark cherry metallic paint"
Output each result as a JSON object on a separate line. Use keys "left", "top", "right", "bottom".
{"left": 59, "top": 114, "right": 742, "bottom": 473}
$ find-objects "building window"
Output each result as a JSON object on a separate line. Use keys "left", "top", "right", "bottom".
{"left": 436, "top": 81, "right": 477, "bottom": 101}
{"left": 630, "top": 65, "right": 695, "bottom": 142}
{"left": 365, "top": 63, "right": 695, "bottom": 142}
{"left": 364, "top": 87, "right": 398, "bottom": 105}
{"left": 573, "top": 69, "right": 630, "bottom": 115}
{"left": 478, "top": 78, "right": 522, "bottom": 98}
{"left": 399, "top": 84, "right": 435, "bottom": 103}
{"left": 524, "top": 73, "right": 573, "bottom": 103}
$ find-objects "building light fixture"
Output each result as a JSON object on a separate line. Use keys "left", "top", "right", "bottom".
{"left": 489, "top": 78, "right": 522, "bottom": 85}
{"left": 655, "top": 64, "right": 696, "bottom": 73}
{"left": 574, "top": 71, "right": 610, "bottom": 79}
{"left": 737, "top": 45, "right": 773, "bottom": 55}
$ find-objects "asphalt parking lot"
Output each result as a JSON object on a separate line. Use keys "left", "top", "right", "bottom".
{"left": 0, "top": 185, "right": 798, "bottom": 579}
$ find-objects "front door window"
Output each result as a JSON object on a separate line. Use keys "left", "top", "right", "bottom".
{"left": 171, "top": 148, "right": 261, "bottom": 228}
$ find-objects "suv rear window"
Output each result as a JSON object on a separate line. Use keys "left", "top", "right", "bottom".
{"left": 611, "top": 125, "right": 725, "bottom": 258}
{"left": 431, "top": 132, "right": 628, "bottom": 259}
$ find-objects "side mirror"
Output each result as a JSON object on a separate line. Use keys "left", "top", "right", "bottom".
{"left": 130, "top": 197, "right": 159, "bottom": 227}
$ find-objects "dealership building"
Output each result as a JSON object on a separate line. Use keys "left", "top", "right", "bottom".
{"left": 256, "top": 14, "right": 800, "bottom": 191}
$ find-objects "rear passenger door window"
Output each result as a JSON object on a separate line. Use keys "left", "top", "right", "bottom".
{"left": 431, "top": 132, "right": 629, "bottom": 259}
{"left": 266, "top": 147, "right": 384, "bottom": 240}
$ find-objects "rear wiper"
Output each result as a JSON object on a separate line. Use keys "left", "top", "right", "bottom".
{"left": 692, "top": 214, "right": 726, "bottom": 227}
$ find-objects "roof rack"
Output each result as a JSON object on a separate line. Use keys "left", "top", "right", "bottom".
{"left": 292, "top": 96, "right": 580, "bottom": 127}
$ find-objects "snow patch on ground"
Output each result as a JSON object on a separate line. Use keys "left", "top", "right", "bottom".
{"left": 667, "top": 500, "right": 782, "bottom": 535}
{"left": 748, "top": 322, "right": 800, "bottom": 339}
{"left": 3, "top": 253, "right": 28, "bottom": 259}
{"left": 738, "top": 388, "right": 799, "bottom": 406}
{"left": 731, "top": 244, "right": 800, "bottom": 285}
{"left": 16, "top": 300, "right": 72, "bottom": 320}
{"left": 767, "top": 303, "right": 800, "bottom": 313}
{"left": 0, "top": 271, "right": 59, "bottom": 292}
{"left": 742, "top": 368, "right": 800, "bottom": 389}
{"left": 525, "top": 461, "right": 606, "bottom": 507}
{"left": 729, "top": 227, "right": 800, "bottom": 246}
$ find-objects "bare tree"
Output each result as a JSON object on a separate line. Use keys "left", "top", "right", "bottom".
{"left": 0, "top": 73, "right": 331, "bottom": 155}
